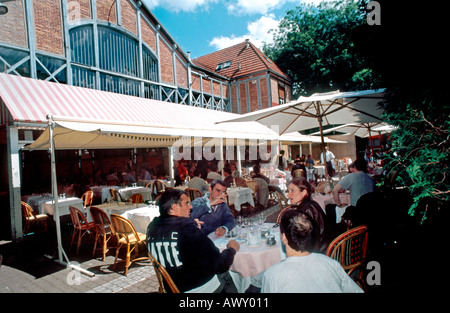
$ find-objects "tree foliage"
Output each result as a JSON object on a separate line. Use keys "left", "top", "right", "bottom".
{"left": 263, "top": 0, "right": 381, "bottom": 96}
{"left": 263, "top": 0, "right": 450, "bottom": 220}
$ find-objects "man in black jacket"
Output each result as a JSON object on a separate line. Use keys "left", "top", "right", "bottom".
{"left": 147, "top": 188, "right": 240, "bottom": 292}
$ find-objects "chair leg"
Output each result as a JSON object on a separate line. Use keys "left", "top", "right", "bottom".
{"left": 124, "top": 244, "right": 131, "bottom": 276}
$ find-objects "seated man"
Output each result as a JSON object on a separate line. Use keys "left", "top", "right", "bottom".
{"left": 261, "top": 209, "right": 363, "bottom": 293}
{"left": 188, "top": 168, "right": 210, "bottom": 195}
{"left": 190, "top": 179, "right": 236, "bottom": 236}
{"left": 146, "top": 189, "right": 240, "bottom": 293}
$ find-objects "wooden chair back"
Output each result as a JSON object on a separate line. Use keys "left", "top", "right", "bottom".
{"left": 147, "top": 252, "right": 180, "bottom": 293}
{"left": 21, "top": 201, "right": 48, "bottom": 234}
{"left": 128, "top": 193, "right": 144, "bottom": 203}
{"left": 276, "top": 205, "right": 293, "bottom": 225}
{"left": 151, "top": 180, "right": 166, "bottom": 199}
{"left": 185, "top": 188, "right": 202, "bottom": 202}
{"left": 69, "top": 206, "right": 89, "bottom": 229}
{"left": 245, "top": 180, "right": 257, "bottom": 193}
{"left": 90, "top": 206, "right": 114, "bottom": 235}
{"left": 81, "top": 190, "right": 94, "bottom": 208}
{"left": 234, "top": 177, "right": 247, "bottom": 187}
{"left": 110, "top": 214, "right": 142, "bottom": 243}
{"left": 110, "top": 188, "right": 124, "bottom": 202}
{"left": 293, "top": 169, "right": 306, "bottom": 178}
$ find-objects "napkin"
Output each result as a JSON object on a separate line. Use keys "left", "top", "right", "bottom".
{"left": 335, "top": 205, "right": 349, "bottom": 223}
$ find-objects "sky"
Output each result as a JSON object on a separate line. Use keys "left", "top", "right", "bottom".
{"left": 142, "top": 0, "right": 326, "bottom": 58}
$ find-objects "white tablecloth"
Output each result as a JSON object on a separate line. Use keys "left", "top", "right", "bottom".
{"left": 314, "top": 165, "right": 326, "bottom": 177}
{"left": 92, "top": 203, "right": 159, "bottom": 234}
{"left": 41, "top": 197, "right": 84, "bottom": 220}
{"left": 120, "top": 205, "right": 160, "bottom": 234}
{"left": 209, "top": 223, "right": 282, "bottom": 278}
{"left": 117, "top": 186, "right": 152, "bottom": 201}
{"left": 227, "top": 187, "right": 254, "bottom": 211}
{"left": 312, "top": 192, "right": 351, "bottom": 212}
{"left": 21, "top": 194, "right": 53, "bottom": 213}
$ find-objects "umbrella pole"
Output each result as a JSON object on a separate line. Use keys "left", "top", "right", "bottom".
{"left": 318, "top": 117, "right": 328, "bottom": 178}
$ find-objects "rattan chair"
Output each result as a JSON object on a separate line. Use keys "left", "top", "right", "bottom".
{"left": 293, "top": 169, "right": 306, "bottom": 178}
{"left": 81, "top": 190, "right": 94, "bottom": 210}
{"left": 109, "top": 188, "right": 125, "bottom": 202}
{"left": 185, "top": 188, "right": 202, "bottom": 202}
{"left": 90, "top": 206, "right": 114, "bottom": 261}
{"left": 147, "top": 251, "right": 180, "bottom": 293}
{"left": 127, "top": 193, "right": 144, "bottom": 203}
{"left": 69, "top": 206, "right": 95, "bottom": 254}
{"left": 21, "top": 201, "right": 49, "bottom": 235}
{"left": 275, "top": 205, "right": 293, "bottom": 225}
{"left": 150, "top": 180, "right": 166, "bottom": 200}
{"left": 110, "top": 214, "right": 148, "bottom": 276}
{"left": 326, "top": 225, "right": 369, "bottom": 291}
{"left": 234, "top": 177, "right": 247, "bottom": 187}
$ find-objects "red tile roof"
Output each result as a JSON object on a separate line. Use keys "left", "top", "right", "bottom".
{"left": 192, "top": 40, "right": 291, "bottom": 82}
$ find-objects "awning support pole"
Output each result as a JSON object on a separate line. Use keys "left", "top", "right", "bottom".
{"left": 47, "top": 115, "right": 95, "bottom": 277}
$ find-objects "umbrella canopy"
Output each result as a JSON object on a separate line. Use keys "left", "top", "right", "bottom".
{"left": 217, "top": 89, "right": 386, "bottom": 177}
{"left": 309, "top": 122, "right": 395, "bottom": 138}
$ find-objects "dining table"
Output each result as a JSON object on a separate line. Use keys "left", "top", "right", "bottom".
{"left": 209, "top": 222, "right": 284, "bottom": 292}
{"left": 92, "top": 202, "right": 160, "bottom": 234}
{"left": 89, "top": 185, "right": 118, "bottom": 203}
{"left": 117, "top": 186, "right": 152, "bottom": 201}
{"left": 312, "top": 191, "right": 351, "bottom": 212}
{"left": 41, "top": 197, "right": 84, "bottom": 220}
{"left": 226, "top": 187, "right": 254, "bottom": 211}
{"left": 209, "top": 222, "right": 282, "bottom": 277}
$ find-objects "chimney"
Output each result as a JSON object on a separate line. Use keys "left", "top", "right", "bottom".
{"left": 245, "top": 39, "right": 249, "bottom": 48}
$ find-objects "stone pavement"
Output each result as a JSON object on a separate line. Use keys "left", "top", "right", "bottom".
{"left": 0, "top": 230, "right": 160, "bottom": 293}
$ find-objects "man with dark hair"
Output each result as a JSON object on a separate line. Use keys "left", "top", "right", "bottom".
{"left": 261, "top": 209, "right": 363, "bottom": 293}
{"left": 147, "top": 188, "right": 239, "bottom": 292}
{"left": 332, "top": 158, "right": 375, "bottom": 207}
{"left": 190, "top": 179, "right": 236, "bottom": 236}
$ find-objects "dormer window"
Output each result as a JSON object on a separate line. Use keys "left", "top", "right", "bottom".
{"left": 216, "top": 60, "right": 231, "bottom": 71}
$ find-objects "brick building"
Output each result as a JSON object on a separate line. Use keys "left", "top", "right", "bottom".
{"left": 0, "top": 0, "right": 291, "bottom": 113}
{"left": 0, "top": 0, "right": 292, "bottom": 241}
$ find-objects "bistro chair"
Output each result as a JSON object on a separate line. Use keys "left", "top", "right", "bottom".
{"left": 185, "top": 188, "right": 202, "bottom": 202}
{"left": 293, "top": 169, "right": 306, "bottom": 178}
{"left": 147, "top": 251, "right": 180, "bottom": 293}
{"left": 275, "top": 205, "right": 293, "bottom": 225}
{"left": 81, "top": 190, "right": 94, "bottom": 210}
{"left": 21, "top": 201, "right": 49, "bottom": 235}
{"left": 69, "top": 206, "right": 95, "bottom": 255}
{"left": 326, "top": 225, "right": 369, "bottom": 291}
{"left": 110, "top": 214, "right": 149, "bottom": 276}
{"left": 127, "top": 193, "right": 144, "bottom": 204}
{"left": 90, "top": 206, "right": 115, "bottom": 261}
{"left": 110, "top": 188, "right": 125, "bottom": 202}
{"left": 150, "top": 180, "right": 166, "bottom": 200}
{"left": 234, "top": 177, "right": 247, "bottom": 187}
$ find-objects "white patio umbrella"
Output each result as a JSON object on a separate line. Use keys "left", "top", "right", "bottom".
{"left": 217, "top": 89, "right": 386, "bottom": 177}
{"left": 310, "top": 122, "right": 396, "bottom": 155}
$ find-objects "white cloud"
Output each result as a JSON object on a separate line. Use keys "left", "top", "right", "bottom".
{"left": 226, "top": 0, "right": 298, "bottom": 15}
{"left": 209, "top": 14, "right": 280, "bottom": 51}
{"left": 142, "top": 0, "right": 218, "bottom": 12}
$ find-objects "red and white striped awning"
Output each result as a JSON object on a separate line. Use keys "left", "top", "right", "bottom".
{"left": 0, "top": 73, "right": 279, "bottom": 149}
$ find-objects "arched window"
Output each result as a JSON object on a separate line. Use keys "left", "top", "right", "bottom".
{"left": 69, "top": 24, "right": 158, "bottom": 97}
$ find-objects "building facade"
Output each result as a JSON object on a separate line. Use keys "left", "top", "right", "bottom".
{"left": 0, "top": 0, "right": 292, "bottom": 241}
{"left": 0, "top": 0, "right": 291, "bottom": 114}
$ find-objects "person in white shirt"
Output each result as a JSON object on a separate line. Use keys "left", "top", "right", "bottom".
{"left": 261, "top": 209, "right": 363, "bottom": 293}
{"left": 320, "top": 146, "right": 336, "bottom": 177}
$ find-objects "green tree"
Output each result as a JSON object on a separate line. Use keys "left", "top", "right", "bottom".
{"left": 264, "top": 0, "right": 450, "bottom": 221}
{"left": 263, "top": 0, "right": 380, "bottom": 96}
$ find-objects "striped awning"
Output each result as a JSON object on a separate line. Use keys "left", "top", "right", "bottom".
{"left": 0, "top": 73, "right": 279, "bottom": 149}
